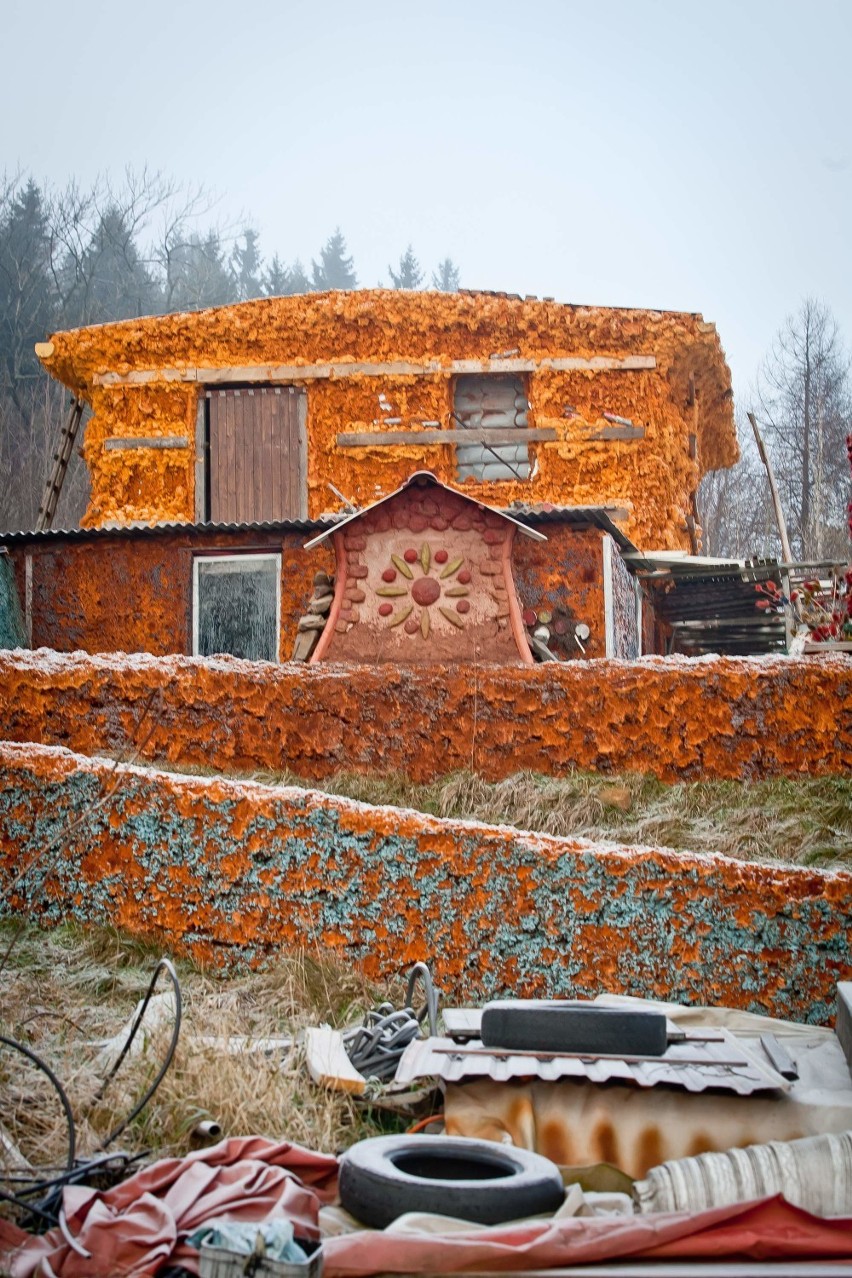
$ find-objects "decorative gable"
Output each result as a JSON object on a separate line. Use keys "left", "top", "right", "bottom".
{"left": 308, "top": 474, "right": 543, "bottom": 664}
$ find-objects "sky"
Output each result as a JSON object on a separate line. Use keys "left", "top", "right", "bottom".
{"left": 3, "top": 0, "right": 851, "bottom": 398}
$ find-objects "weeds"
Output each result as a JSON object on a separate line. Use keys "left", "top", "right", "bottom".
{"left": 0, "top": 923, "right": 397, "bottom": 1186}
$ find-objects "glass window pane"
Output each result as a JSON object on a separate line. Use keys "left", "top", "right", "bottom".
{"left": 196, "top": 557, "right": 279, "bottom": 662}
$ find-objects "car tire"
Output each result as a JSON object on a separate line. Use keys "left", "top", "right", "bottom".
{"left": 337, "top": 1134, "right": 565, "bottom": 1229}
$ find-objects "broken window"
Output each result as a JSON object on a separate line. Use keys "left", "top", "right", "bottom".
{"left": 193, "top": 554, "right": 281, "bottom": 662}
{"left": 453, "top": 374, "right": 531, "bottom": 482}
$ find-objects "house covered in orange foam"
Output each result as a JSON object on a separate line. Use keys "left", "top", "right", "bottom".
{"left": 2, "top": 290, "right": 737, "bottom": 664}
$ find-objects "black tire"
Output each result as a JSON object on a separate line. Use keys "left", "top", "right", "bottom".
{"left": 338, "top": 1134, "right": 564, "bottom": 1229}
{"left": 480, "top": 1000, "right": 668, "bottom": 1056}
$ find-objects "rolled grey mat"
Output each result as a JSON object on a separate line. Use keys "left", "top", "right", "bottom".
{"left": 634, "top": 1130, "right": 852, "bottom": 1218}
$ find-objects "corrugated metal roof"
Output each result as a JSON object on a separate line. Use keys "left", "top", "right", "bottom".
{"left": 395, "top": 1031, "right": 789, "bottom": 1096}
{"left": 0, "top": 515, "right": 340, "bottom": 546}
{"left": 508, "top": 503, "right": 637, "bottom": 554}
{"left": 634, "top": 558, "right": 787, "bottom": 656}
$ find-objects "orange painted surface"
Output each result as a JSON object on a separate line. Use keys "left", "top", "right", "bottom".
{"left": 11, "top": 530, "right": 333, "bottom": 660}
{"left": 1, "top": 741, "right": 848, "bottom": 1022}
{"left": 1, "top": 650, "right": 849, "bottom": 783}
{"left": 39, "top": 292, "right": 736, "bottom": 549}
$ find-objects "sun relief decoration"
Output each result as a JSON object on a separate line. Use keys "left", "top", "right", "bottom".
{"left": 374, "top": 542, "right": 472, "bottom": 638}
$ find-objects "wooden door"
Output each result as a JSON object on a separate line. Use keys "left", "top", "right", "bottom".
{"left": 206, "top": 386, "right": 306, "bottom": 522}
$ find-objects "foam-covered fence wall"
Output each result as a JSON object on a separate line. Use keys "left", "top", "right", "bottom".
{"left": 1, "top": 649, "right": 849, "bottom": 783}
{"left": 1, "top": 741, "right": 848, "bottom": 1023}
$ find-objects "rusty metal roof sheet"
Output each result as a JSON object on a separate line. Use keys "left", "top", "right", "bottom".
{"left": 395, "top": 1030, "right": 789, "bottom": 1096}
{"left": 508, "top": 503, "right": 637, "bottom": 553}
{"left": 0, "top": 515, "right": 340, "bottom": 545}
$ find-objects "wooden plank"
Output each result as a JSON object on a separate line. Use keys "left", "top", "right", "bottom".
{"left": 103, "top": 435, "right": 189, "bottom": 450}
{"left": 280, "top": 389, "right": 293, "bottom": 520}
{"left": 224, "top": 390, "right": 237, "bottom": 522}
{"left": 194, "top": 396, "right": 206, "bottom": 522}
{"left": 337, "top": 427, "right": 558, "bottom": 448}
{"left": 296, "top": 388, "right": 308, "bottom": 521}
{"left": 542, "top": 355, "right": 655, "bottom": 371}
{"left": 266, "top": 389, "right": 279, "bottom": 521}
{"left": 304, "top": 1027, "right": 366, "bottom": 1094}
{"left": 94, "top": 354, "right": 657, "bottom": 388}
{"left": 589, "top": 425, "right": 645, "bottom": 441}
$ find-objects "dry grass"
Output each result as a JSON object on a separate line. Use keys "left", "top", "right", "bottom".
{"left": 141, "top": 758, "right": 852, "bottom": 870}
{"left": 283, "top": 769, "right": 852, "bottom": 869}
{"left": 0, "top": 922, "right": 404, "bottom": 1195}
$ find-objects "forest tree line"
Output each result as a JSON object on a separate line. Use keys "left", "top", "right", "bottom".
{"left": 0, "top": 168, "right": 849, "bottom": 559}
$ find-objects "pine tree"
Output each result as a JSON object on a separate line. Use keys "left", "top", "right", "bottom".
{"left": 285, "top": 259, "right": 311, "bottom": 294}
{"left": 0, "top": 179, "right": 56, "bottom": 404}
{"left": 388, "top": 245, "right": 423, "bottom": 289}
{"left": 264, "top": 256, "right": 311, "bottom": 296}
{"left": 162, "top": 232, "right": 236, "bottom": 311}
{"left": 263, "top": 254, "right": 289, "bottom": 296}
{"left": 231, "top": 228, "right": 263, "bottom": 301}
{"left": 310, "top": 229, "right": 357, "bottom": 290}
{"left": 59, "top": 205, "right": 160, "bottom": 326}
{"left": 431, "top": 257, "right": 461, "bottom": 291}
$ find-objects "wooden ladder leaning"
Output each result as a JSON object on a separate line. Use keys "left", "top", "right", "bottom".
{"left": 35, "top": 397, "right": 85, "bottom": 532}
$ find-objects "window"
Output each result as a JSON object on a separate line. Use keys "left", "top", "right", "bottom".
{"left": 193, "top": 554, "right": 281, "bottom": 662}
{"left": 453, "top": 374, "right": 531, "bottom": 482}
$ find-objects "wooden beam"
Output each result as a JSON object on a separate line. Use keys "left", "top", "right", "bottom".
{"left": 103, "top": 436, "right": 189, "bottom": 450}
{"left": 93, "top": 353, "right": 657, "bottom": 388}
{"left": 337, "top": 427, "right": 558, "bottom": 448}
{"left": 589, "top": 424, "right": 645, "bottom": 441}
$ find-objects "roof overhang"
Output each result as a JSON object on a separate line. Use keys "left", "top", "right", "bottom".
{"left": 303, "top": 472, "right": 548, "bottom": 550}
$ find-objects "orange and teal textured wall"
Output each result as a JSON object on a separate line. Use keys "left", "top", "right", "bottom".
{"left": 1, "top": 739, "right": 848, "bottom": 1023}
{"left": 1, "top": 649, "right": 849, "bottom": 784}
{"left": 37, "top": 291, "right": 736, "bottom": 551}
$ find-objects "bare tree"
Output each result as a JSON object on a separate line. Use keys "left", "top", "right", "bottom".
{"left": 753, "top": 299, "right": 851, "bottom": 560}
{"left": 0, "top": 376, "right": 89, "bottom": 531}
{"left": 699, "top": 412, "right": 777, "bottom": 558}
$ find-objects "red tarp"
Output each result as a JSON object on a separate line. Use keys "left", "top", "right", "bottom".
{"left": 2, "top": 1138, "right": 850, "bottom": 1277}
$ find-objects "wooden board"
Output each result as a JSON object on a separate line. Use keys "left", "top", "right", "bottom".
{"left": 337, "top": 427, "right": 558, "bottom": 448}
{"left": 93, "top": 354, "right": 656, "bottom": 388}
{"left": 104, "top": 436, "right": 188, "bottom": 450}
{"left": 207, "top": 387, "right": 304, "bottom": 522}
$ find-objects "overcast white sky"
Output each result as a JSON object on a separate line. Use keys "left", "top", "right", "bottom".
{"left": 3, "top": 0, "right": 851, "bottom": 398}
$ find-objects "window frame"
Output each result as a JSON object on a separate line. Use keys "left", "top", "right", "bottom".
{"left": 192, "top": 551, "right": 282, "bottom": 663}
{"left": 451, "top": 371, "right": 533, "bottom": 483}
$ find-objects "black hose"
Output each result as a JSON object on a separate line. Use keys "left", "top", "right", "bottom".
{"left": 0, "top": 959, "right": 180, "bottom": 1230}
{"left": 0, "top": 1034, "right": 76, "bottom": 1174}
{"left": 96, "top": 957, "right": 182, "bottom": 1149}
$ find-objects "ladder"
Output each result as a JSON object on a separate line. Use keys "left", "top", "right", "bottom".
{"left": 35, "top": 397, "right": 85, "bottom": 531}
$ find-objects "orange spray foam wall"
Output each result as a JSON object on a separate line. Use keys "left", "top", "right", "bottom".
{"left": 0, "top": 740, "right": 848, "bottom": 1024}
{"left": 40, "top": 292, "right": 736, "bottom": 550}
{"left": 1, "top": 650, "right": 849, "bottom": 783}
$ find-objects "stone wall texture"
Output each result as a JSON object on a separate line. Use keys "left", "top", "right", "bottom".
{"left": 1, "top": 650, "right": 848, "bottom": 784}
{"left": 1, "top": 741, "right": 848, "bottom": 1023}
{"left": 39, "top": 291, "right": 736, "bottom": 550}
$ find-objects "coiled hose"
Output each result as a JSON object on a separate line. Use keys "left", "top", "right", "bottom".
{"left": 344, "top": 962, "right": 439, "bottom": 1082}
